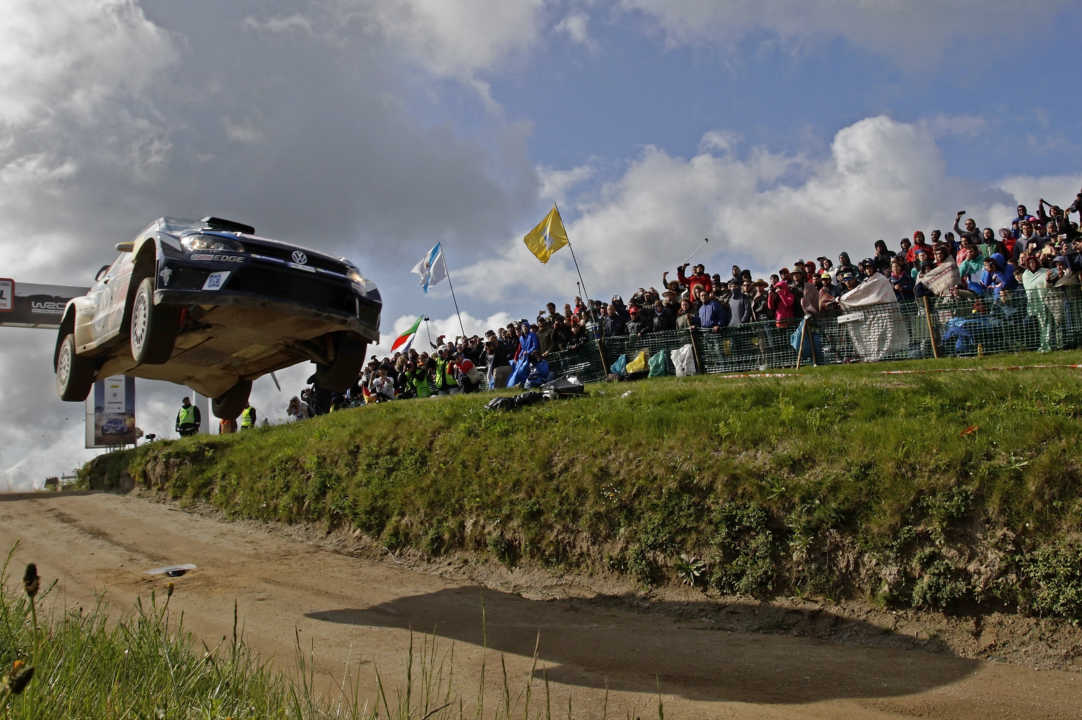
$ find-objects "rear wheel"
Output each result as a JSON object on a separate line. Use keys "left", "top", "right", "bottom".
{"left": 56, "top": 333, "right": 94, "bottom": 401}
{"left": 212, "top": 379, "right": 252, "bottom": 420}
{"left": 130, "top": 276, "right": 179, "bottom": 364}
{"left": 313, "top": 335, "right": 367, "bottom": 392}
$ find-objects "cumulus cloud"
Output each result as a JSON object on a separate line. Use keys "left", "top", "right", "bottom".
{"left": 333, "top": 0, "right": 546, "bottom": 80}
{"left": 538, "top": 164, "right": 596, "bottom": 200}
{"left": 556, "top": 11, "right": 596, "bottom": 51}
{"left": 698, "top": 130, "right": 742, "bottom": 154}
{"left": 617, "top": 0, "right": 1072, "bottom": 68}
{"left": 0, "top": 0, "right": 177, "bottom": 127}
{"left": 458, "top": 116, "right": 1078, "bottom": 308}
{"left": 0, "top": 1, "right": 542, "bottom": 487}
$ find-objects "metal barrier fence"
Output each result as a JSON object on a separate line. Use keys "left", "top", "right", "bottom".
{"left": 545, "top": 286, "right": 1082, "bottom": 381}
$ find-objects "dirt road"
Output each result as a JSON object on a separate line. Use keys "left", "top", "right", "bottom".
{"left": 0, "top": 492, "right": 1075, "bottom": 719}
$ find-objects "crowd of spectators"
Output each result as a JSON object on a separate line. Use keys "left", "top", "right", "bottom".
{"left": 287, "top": 191, "right": 1082, "bottom": 416}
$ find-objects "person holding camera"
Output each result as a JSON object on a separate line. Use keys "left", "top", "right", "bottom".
{"left": 953, "top": 211, "right": 981, "bottom": 244}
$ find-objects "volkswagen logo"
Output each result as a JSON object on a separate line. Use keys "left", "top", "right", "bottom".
{"left": 291, "top": 250, "right": 308, "bottom": 265}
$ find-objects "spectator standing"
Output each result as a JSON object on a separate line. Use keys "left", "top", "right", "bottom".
{"left": 835, "top": 252, "right": 858, "bottom": 283}
{"left": 239, "top": 404, "right": 257, "bottom": 430}
{"left": 697, "top": 290, "right": 729, "bottom": 332}
{"left": 767, "top": 281, "right": 796, "bottom": 328}
{"left": 433, "top": 346, "right": 459, "bottom": 394}
{"left": 286, "top": 396, "right": 311, "bottom": 421}
{"left": 1010, "top": 204, "right": 1037, "bottom": 238}
{"left": 872, "top": 240, "right": 894, "bottom": 273}
{"left": 1021, "top": 255, "right": 1054, "bottom": 352}
{"left": 371, "top": 366, "right": 395, "bottom": 401}
{"left": 625, "top": 305, "right": 645, "bottom": 335}
{"left": 175, "top": 396, "right": 200, "bottom": 437}
{"left": 676, "top": 298, "right": 699, "bottom": 329}
{"left": 728, "top": 280, "right": 752, "bottom": 326}
{"left": 651, "top": 299, "right": 677, "bottom": 332}
{"left": 677, "top": 263, "right": 712, "bottom": 303}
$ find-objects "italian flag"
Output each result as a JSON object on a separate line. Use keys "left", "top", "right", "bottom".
{"left": 391, "top": 316, "right": 424, "bottom": 352}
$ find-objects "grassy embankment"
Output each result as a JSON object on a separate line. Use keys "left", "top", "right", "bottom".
{"left": 85, "top": 350, "right": 1082, "bottom": 619}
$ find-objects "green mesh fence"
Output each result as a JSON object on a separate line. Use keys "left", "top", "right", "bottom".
{"left": 546, "top": 286, "right": 1082, "bottom": 382}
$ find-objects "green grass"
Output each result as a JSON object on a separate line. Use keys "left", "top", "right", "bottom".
{"left": 84, "top": 350, "right": 1082, "bottom": 618}
{"left": 0, "top": 546, "right": 649, "bottom": 719}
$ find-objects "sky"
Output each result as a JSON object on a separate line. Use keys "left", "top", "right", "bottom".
{"left": 1, "top": 0, "right": 1080, "bottom": 488}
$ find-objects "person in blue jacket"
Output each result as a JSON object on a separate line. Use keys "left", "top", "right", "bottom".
{"left": 516, "top": 319, "right": 539, "bottom": 361}
{"left": 524, "top": 353, "right": 553, "bottom": 388}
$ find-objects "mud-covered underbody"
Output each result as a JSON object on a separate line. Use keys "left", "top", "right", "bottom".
{"left": 94, "top": 296, "right": 376, "bottom": 398}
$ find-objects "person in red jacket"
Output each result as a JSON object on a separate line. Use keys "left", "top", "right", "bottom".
{"left": 677, "top": 263, "right": 712, "bottom": 303}
{"left": 906, "top": 231, "right": 931, "bottom": 264}
{"left": 767, "top": 280, "right": 796, "bottom": 328}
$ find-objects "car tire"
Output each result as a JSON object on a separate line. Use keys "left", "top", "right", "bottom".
{"left": 130, "top": 276, "right": 179, "bottom": 364}
{"left": 313, "top": 335, "right": 367, "bottom": 392}
{"left": 56, "top": 332, "right": 95, "bottom": 401}
{"left": 212, "top": 379, "right": 252, "bottom": 420}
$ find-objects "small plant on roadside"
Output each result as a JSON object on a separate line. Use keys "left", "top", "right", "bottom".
{"left": 674, "top": 553, "right": 706, "bottom": 588}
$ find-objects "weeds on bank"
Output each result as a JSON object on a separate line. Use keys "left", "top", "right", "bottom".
{"left": 84, "top": 351, "right": 1082, "bottom": 620}
{"left": 0, "top": 546, "right": 662, "bottom": 719}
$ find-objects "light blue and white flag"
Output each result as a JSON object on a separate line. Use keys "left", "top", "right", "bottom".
{"left": 411, "top": 242, "right": 448, "bottom": 293}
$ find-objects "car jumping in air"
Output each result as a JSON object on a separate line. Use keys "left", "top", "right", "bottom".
{"left": 54, "top": 216, "right": 380, "bottom": 419}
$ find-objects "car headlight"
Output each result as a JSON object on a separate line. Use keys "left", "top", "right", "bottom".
{"left": 346, "top": 267, "right": 378, "bottom": 296}
{"left": 181, "top": 234, "right": 245, "bottom": 253}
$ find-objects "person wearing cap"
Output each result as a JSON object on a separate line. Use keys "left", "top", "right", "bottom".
{"left": 859, "top": 258, "right": 880, "bottom": 282}
{"left": 536, "top": 315, "right": 555, "bottom": 354}
{"left": 751, "top": 279, "right": 770, "bottom": 322}
{"left": 625, "top": 304, "right": 645, "bottom": 335}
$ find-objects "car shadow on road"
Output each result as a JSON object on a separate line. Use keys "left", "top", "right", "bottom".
{"left": 306, "top": 586, "right": 979, "bottom": 704}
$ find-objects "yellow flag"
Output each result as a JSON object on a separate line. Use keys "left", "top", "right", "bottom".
{"left": 523, "top": 206, "right": 569, "bottom": 263}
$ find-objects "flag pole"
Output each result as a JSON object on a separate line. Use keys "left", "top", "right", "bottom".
{"left": 439, "top": 245, "right": 468, "bottom": 342}
{"left": 555, "top": 203, "right": 596, "bottom": 325}
{"left": 554, "top": 202, "right": 607, "bottom": 372}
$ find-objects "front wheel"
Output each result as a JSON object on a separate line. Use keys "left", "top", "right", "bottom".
{"left": 130, "top": 276, "right": 179, "bottom": 364}
{"left": 56, "top": 332, "right": 95, "bottom": 401}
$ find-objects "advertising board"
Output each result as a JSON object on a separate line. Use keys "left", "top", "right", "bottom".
{"left": 0, "top": 281, "right": 89, "bottom": 328}
{"left": 0, "top": 278, "right": 12, "bottom": 312}
{"left": 85, "top": 375, "right": 136, "bottom": 448}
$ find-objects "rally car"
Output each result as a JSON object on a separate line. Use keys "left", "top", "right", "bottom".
{"left": 54, "top": 217, "right": 381, "bottom": 418}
